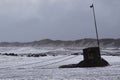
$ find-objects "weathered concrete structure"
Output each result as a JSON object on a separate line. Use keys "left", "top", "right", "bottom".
{"left": 77, "top": 47, "right": 109, "bottom": 67}
{"left": 59, "top": 47, "right": 109, "bottom": 68}
{"left": 83, "top": 47, "right": 101, "bottom": 61}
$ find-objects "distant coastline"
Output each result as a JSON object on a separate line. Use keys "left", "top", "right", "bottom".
{"left": 0, "top": 38, "right": 120, "bottom": 48}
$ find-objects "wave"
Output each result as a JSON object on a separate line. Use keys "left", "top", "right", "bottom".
{"left": 0, "top": 47, "right": 119, "bottom": 57}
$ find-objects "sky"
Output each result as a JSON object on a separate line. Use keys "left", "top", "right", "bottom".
{"left": 0, "top": 0, "right": 120, "bottom": 42}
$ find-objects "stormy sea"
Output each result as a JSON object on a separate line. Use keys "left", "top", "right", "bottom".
{"left": 0, "top": 46, "right": 120, "bottom": 80}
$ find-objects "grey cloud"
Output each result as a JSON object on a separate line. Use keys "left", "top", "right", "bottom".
{"left": 0, "top": 0, "right": 119, "bottom": 42}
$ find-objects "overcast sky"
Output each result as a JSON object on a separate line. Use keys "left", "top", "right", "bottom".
{"left": 0, "top": 0, "right": 120, "bottom": 42}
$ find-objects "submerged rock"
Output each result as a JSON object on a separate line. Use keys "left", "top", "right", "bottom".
{"left": 27, "top": 53, "right": 47, "bottom": 57}
{"left": 2, "top": 53, "right": 18, "bottom": 56}
{"left": 59, "top": 64, "right": 78, "bottom": 68}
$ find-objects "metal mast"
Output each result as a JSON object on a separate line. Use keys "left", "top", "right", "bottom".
{"left": 90, "top": 3, "right": 100, "bottom": 47}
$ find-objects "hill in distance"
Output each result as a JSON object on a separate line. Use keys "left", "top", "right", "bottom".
{"left": 0, "top": 38, "right": 120, "bottom": 48}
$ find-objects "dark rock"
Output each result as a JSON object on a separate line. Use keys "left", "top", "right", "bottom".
{"left": 2, "top": 53, "right": 18, "bottom": 56}
{"left": 71, "top": 53, "right": 79, "bottom": 55}
{"left": 9, "top": 53, "right": 18, "bottom": 56}
{"left": 59, "top": 64, "right": 78, "bottom": 68}
{"left": 27, "top": 53, "right": 47, "bottom": 57}
{"left": 39, "top": 54, "right": 47, "bottom": 57}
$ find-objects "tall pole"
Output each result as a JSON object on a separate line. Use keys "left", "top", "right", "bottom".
{"left": 90, "top": 4, "right": 100, "bottom": 47}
